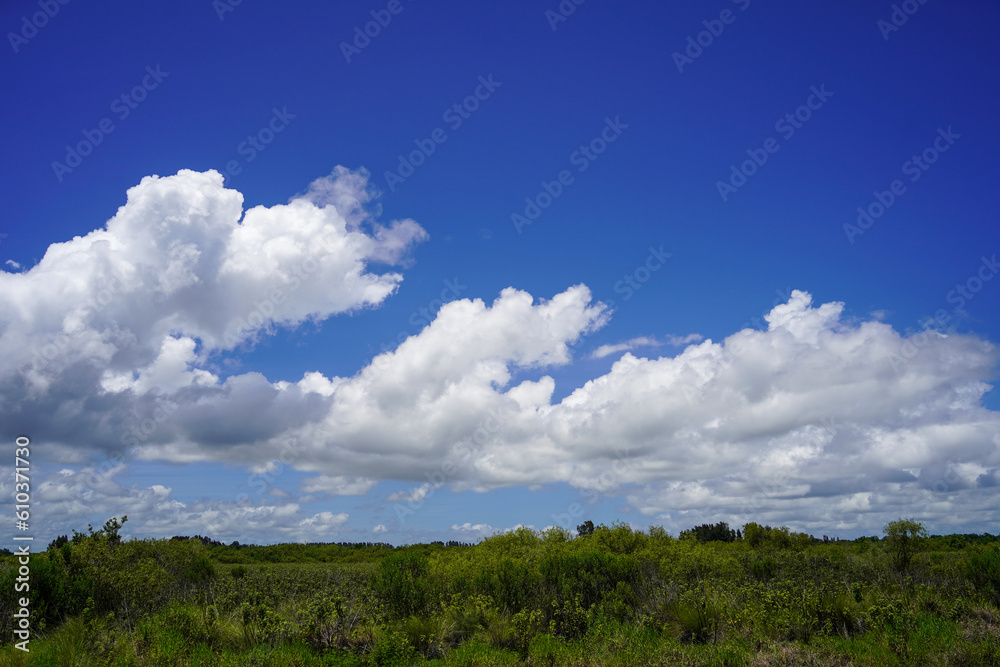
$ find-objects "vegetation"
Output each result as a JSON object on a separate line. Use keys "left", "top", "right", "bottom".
{"left": 1, "top": 517, "right": 999, "bottom": 665}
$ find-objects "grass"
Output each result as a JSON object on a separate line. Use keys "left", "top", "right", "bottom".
{"left": 2, "top": 523, "right": 1000, "bottom": 665}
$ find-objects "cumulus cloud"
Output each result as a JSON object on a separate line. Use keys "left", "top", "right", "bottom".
{"left": 3, "top": 172, "right": 999, "bottom": 541}
{"left": 2, "top": 464, "right": 348, "bottom": 544}
{"left": 0, "top": 167, "right": 426, "bottom": 454}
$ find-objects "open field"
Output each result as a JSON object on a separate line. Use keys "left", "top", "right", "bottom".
{"left": 2, "top": 519, "right": 999, "bottom": 666}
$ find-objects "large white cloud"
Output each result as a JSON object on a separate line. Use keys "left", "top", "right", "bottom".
{"left": 0, "top": 167, "right": 426, "bottom": 454}
{"left": 3, "top": 171, "right": 998, "bottom": 539}
{"left": 137, "top": 286, "right": 996, "bottom": 536}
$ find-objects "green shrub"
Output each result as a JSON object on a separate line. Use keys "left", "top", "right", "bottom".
{"left": 373, "top": 551, "right": 431, "bottom": 619}
{"left": 540, "top": 550, "right": 636, "bottom": 611}
{"left": 368, "top": 630, "right": 418, "bottom": 667}
{"left": 669, "top": 589, "right": 722, "bottom": 644}
{"left": 748, "top": 556, "right": 777, "bottom": 581}
{"left": 473, "top": 557, "right": 541, "bottom": 613}
{"left": 184, "top": 555, "right": 217, "bottom": 585}
{"left": 965, "top": 546, "right": 1000, "bottom": 606}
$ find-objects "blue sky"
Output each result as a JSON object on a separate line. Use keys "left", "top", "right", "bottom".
{"left": 2, "top": 0, "right": 998, "bottom": 545}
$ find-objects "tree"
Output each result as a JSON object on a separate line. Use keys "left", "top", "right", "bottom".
{"left": 883, "top": 518, "right": 928, "bottom": 572}
{"left": 47, "top": 535, "right": 69, "bottom": 551}
{"left": 577, "top": 520, "right": 595, "bottom": 536}
{"left": 680, "top": 522, "right": 737, "bottom": 543}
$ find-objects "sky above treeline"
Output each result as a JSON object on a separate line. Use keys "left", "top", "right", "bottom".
{"left": 1, "top": 0, "right": 998, "bottom": 545}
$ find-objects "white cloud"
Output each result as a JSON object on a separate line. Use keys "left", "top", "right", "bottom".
{"left": 451, "top": 522, "right": 493, "bottom": 534}
{"left": 3, "top": 169, "right": 998, "bottom": 541}
{"left": 373, "top": 524, "right": 388, "bottom": 534}
{"left": 387, "top": 484, "right": 433, "bottom": 503}
{"left": 0, "top": 167, "right": 425, "bottom": 455}
{"left": 591, "top": 334, "right": 702, "bottom": 359}
{"left": 6, "top": 464, "right": 349, "bottom": 544}
{"left": 300, "top": 475, "right": 377, "bottom": 496}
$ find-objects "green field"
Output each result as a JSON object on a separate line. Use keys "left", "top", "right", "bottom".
{"left": 2, "top": 517, "right": 999, "bottom": 666}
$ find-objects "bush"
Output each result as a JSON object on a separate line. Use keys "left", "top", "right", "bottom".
{"left": 184, "top": 555, "right": 217, "bottom": 585}
{"left": 473, "top": 557, "right": 541, "bottom": 613}
{"left": 965, "top": 546, "right": 1000, "bottom": 606}
{"left": 373, "top": 551, "right": 431, "bottom": 619}
{"left": 368, "top": 630, "right": 418, "bottom": 667}
{"left": 540, "top": 551, "right": 636, "bottom": 610}
{"left": 749, "top": 556, "right": 777, "bottom": 581}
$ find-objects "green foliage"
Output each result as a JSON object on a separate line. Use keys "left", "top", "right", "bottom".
{"left": 965, "top": 545, "right": 1000, "bottom": 606}
{"left": 669, "top": 589, "right": 722, "bottom": 643}
{"left": 473, "top": 557, "right": 541, "bottom": 613}
{"left": 368, "top": 630, "right": 418, "bottom": 667}
{"left": 373, "top": 551, "right": 432, "bottom": 619}
{"left": 680, "top": 521, "right": 737, "bottom": 543}
{"left": 741, "top": 522, "right": 811, "bottom": 550}
{"left": 884, "top": 518, "right": 928, "bottom": 572}
{"left": 748, "top": 555, "right": 777, "bottom": 581}
{"left": 184, "top": 554, "right": 217, "bottom": 585}
{"left": 4, "top": 518, "right": 999, "bottom": 665}
{"left": 540, "top": 550, "right": 636, "bottom": 611}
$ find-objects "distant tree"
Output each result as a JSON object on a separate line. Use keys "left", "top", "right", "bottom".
{"left": 47, "top": 535, "right": 69, "bottom": 551}
{"left": 742, "top": 523, "right": 797, "bottom": 549}
{"left": 883, "top": 518, "right": 928, "bottom": 572}
{"left": 74, "top": 515, "right": 127, "bottom": 546}
{"left": 577, "top": 520, "right": 595, "bottom": 536}
{"left": 681, "top": 521, "right": 736, "bottom": 543}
